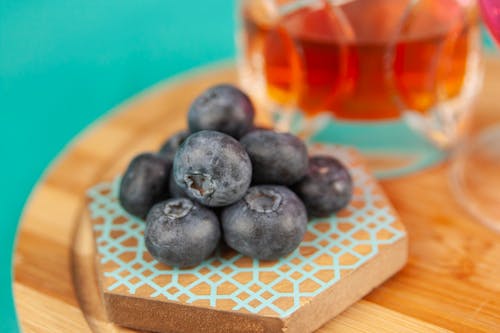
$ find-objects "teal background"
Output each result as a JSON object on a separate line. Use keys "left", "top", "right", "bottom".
{"left": 0, "top": 1, "right": 235, "bottom": 331}
{"left": 0, "top": 1, "right": 497, "bottom": 332}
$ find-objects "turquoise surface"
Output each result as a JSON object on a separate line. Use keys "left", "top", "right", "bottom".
{"left": 1, "top": 1, "right": 497, "bottom": 331}
{"left": 0, "top": 1, "right": 235, "bottom": 331}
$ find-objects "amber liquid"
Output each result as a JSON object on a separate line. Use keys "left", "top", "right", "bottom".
{"left": 242, "top": 3, "right": 473, "bottom": 121}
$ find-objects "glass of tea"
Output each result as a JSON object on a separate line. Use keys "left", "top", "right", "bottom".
{"left": 236, "top": 0, "right": 482, "bottom": 177}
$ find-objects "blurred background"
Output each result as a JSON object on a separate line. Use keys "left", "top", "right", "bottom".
{"left": 1, "top": 1, "right": 498, "bottom": 331}
{"left": 0, "top": 1, "right": 236, "bottom": 330}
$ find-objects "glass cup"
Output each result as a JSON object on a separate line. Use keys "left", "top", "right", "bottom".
{"left": 449, "top": 0, "right": 500, "bottom": 232}
{"left": 236, "top": 0, "right": 482, "bottom": 178}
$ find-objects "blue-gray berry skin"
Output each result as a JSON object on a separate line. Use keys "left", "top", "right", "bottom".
{"left": 240, "top": 130, "right": 308, "bottom": 185}
{"left": 293, "top": 156, "right": 353, "bottom": 217}
{"left": 188, "top": 84, "right": 255, "bottom": 139}
{"left": 119, "top": 153, "right": 169, "bottom": 219}
{"left": 145, "top": 198, "right": 221, "bottom": 268}
{"left": 159, "top": 130, "right": 190, "bottom": 165}
{"left": 168, "top": 170, "right": 187, "bottom": 199}
{"left": 173, "top": 130, "right": 252, "bottom": 207}
{"left": 221, "top": 185, "right": 307, "bottom": 261}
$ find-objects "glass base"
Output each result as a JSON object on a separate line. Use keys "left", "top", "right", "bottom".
{"left": 306, "top": 118, "right": 445, "bottom": 179}
{"left": 450, "top": 126, "right": 500, "bottom": 233}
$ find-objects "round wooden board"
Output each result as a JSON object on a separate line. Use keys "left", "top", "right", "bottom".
{"left": 14, "top": 60, "right": 500, "bottom": 333}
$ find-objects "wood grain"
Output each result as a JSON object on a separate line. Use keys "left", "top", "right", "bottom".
{"left": 14, "top": 58, "right": 500, "bottom": 332}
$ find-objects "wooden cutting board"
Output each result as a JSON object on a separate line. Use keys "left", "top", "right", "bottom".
{"left": 13, "top": 58, "right": 500, "bottom": 332}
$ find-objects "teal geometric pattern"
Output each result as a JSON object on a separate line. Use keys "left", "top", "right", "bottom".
{"left": 87, "top": 145, "right": 405, "bottom": 318}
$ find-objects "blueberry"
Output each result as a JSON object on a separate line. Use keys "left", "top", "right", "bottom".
{"left": 240, "top": 130, "right": 308, "bottom": 185}
{"left": 159, "top": 130, "right": 190, "bottom": 165}
{"left": 293, "top": 156, "right": 353, "bottom": 217}
{"left": 119, "top": 153, "right": 169, "bottom": 219}
{"left": 188, "top": 84, "right": 255, "bottom": 139}
{"left": 145, "top": 198, "right": 221, "bottom": 268}
{"left": 221, "top": 185, "right": 307, "bottom": 260}
{"left": 168, "top": 170, "right": 187, "bottom": 198}
{"left": 173, "top": 130, "right": 252, "bottom": 207}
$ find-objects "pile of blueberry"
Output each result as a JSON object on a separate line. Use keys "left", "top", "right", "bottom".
{"left": 119, "top": 84, "right": 353, "bottom": 268}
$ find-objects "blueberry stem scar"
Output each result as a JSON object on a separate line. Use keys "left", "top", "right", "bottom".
{"left": 184, "top": 172, "right": 215, "bottom": 198}
{"left": 245, "top": 188, "right": 282, "bottom": 213}
{"left": 163, "top": 199, "right": 193, "bottom": 220}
